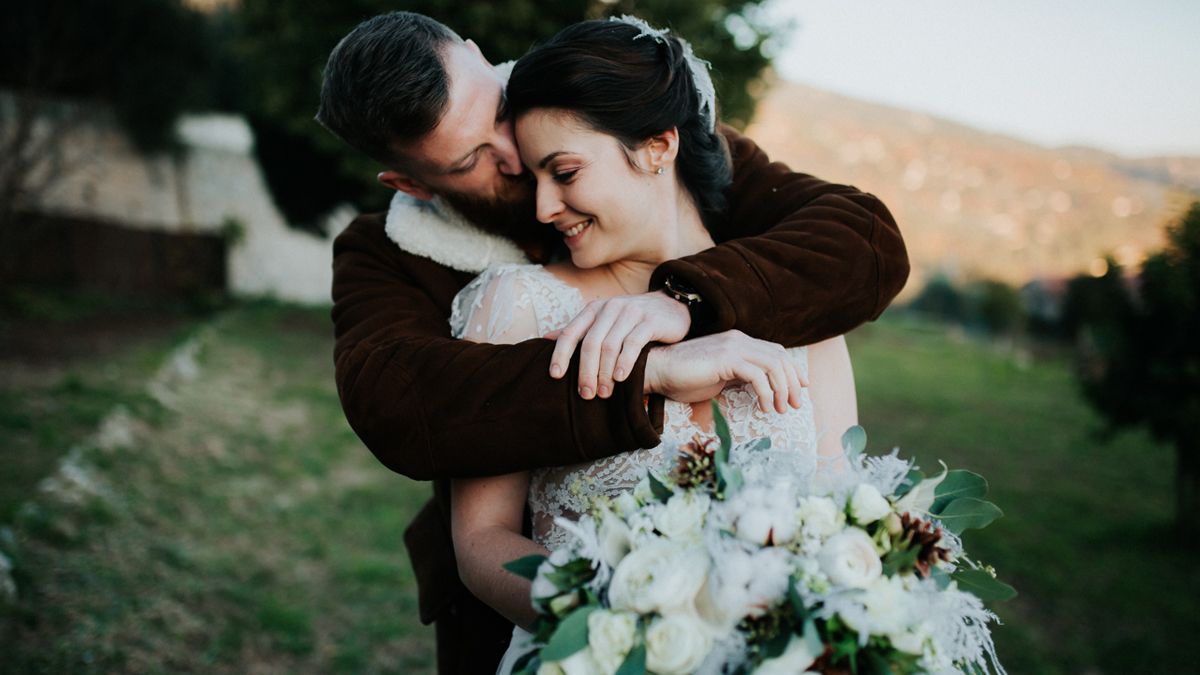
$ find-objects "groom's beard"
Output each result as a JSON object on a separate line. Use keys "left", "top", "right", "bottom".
{"left": 436, "top": 172, "right": 547, "bottom": 244}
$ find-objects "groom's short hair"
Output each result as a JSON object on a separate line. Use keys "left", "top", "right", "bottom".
{"left": 316, "top": 12, "right": 461, "bottom": 169}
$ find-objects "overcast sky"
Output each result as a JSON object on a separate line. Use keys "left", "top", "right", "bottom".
{"left": 764, "top": 0, "right": 1200, "bottom": 158}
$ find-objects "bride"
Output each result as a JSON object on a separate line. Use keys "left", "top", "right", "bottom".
{"left": 448, "top": 18, "right": 859, "bottom": 670}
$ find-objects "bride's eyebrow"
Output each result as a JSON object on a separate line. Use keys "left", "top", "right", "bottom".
{"left": 538, "top": 151, "right": 568, "bottom": 169}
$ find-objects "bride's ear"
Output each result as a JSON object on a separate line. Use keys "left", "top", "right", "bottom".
{"left": 646, "top": 128, "right": 680, "bottom": 173}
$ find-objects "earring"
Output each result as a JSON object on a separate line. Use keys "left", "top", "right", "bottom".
{"left": 656, "top": 167, "right": 665, "bottom": 175}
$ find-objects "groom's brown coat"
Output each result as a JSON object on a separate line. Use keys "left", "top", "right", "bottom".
{"left": 331, "top": 129, "right": 908, "bottom": 673}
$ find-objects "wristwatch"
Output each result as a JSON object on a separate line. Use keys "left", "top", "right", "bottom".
{"left": 662, "top": 274, "right": 716, "bottom": 336}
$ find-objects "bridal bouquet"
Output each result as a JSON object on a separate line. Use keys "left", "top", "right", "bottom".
{"left": 504, "top": 406, "right": 1015, "bottom": 675}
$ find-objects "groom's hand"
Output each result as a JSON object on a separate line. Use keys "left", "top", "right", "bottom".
{"left": 644, "top": 331, "right": 808, "bottom": 414}
{"left": 546, "top": 290, "right": 690, "bottom": 400}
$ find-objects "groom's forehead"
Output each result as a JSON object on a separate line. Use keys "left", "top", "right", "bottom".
{"left": 405, "top": 44, "right": 506, "bottom": 171}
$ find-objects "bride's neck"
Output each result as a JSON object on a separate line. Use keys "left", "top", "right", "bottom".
{"left": 607, "top": 190, "right": 714, "bottom": 294}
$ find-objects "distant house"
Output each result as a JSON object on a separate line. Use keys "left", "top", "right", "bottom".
{"left": 17, "top": 107, "right": 356, "bottom": 305}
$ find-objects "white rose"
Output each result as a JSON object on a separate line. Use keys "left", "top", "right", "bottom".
{"left": 609, "top": 539, "right": 709, "bottom": 617}
{"left": 614, "top": 492, "right": 640, "bottom": 516}
{"left": 633, "top": 475, "right": 656, "bottom": 503}
{"left": 531, "top": 548, "right": 575, "bottom": 603}
{"left": 842, "top": 575, "right": 913, "bottom": 637}
{"left": 556, "top": 646, "right": 604, "bottom": 675}
{"left": 645, "top": 615, "right": 713, "bottom": 675}
{"left": 652, "top": 492, "right": 710, "bottom": 545}
{"left": 588, "top": 610, "right": 638, "bottom": 675}
{"left": 849, "top": 483, "right": 892, "bottom": 525}
{"left": 598, "top": 507, "right": 634, "bottom": 568}
{"left": 817, "top": 529, "right": 882, "bottom": 589}
{"left": 537, "top": 661, "right": 565, "bottom": 675}
{"left": 888, "top": 628, "right": 926, "bottom": 655}
{"left": 751, "top": 633, "right": 818, "bottom": 675}
{"left": 797, "top": 496, "right": 846, "bottom": 539}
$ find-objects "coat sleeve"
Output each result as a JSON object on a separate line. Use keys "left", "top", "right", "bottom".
{"left": 331, "top": 216, "right": 660, "bottom": 481}
{"left": 649, "top": 128, "right": 910, "bottom": 346}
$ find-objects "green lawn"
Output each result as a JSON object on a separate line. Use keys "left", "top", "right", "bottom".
{"left": 1, "top": 306, "right": 1194, "bottom": 674}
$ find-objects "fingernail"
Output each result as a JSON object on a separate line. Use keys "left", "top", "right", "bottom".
{"left": 615, "top": 367, "right": 625, "bottom": 381}
{"left": 551, "top": 365, "right": 561, "bottom": 378}
{"left": 580, "top": 386, "right": 593, "bottom": 399}
{"left": 598, "top": 385, "right": 610, "bottom": 398}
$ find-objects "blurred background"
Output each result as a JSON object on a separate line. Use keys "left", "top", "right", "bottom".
{"left": 1, "top": 0, "right": 1197, "bottom": 673}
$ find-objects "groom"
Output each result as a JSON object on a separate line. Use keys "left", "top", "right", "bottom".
{"left": 319, "top": 11, "right": 908, "bottom": 675}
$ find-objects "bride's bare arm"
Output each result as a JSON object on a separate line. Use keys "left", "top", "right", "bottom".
{"left": 806, "top": 335, "right": 859, "bottom": 460}
{"left": 451, "top": 472, "right": 546, "bottom": 627}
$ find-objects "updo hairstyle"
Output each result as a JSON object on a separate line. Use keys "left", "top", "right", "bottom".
{"left": 506, "top": 20, "right": 732, "bottom": 230}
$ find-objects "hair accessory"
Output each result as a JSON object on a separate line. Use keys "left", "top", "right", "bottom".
{"left": 657, "top": 167, "right": 665, "bottom": 174}
{"left": 610, "top": 15, "right": 717, "bottom": 133}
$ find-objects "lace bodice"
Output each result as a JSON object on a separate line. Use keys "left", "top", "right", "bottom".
{"left": 450, "top": 264, "right": 818, "bottom": 551}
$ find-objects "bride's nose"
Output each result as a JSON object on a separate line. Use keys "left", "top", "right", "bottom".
{"left": 535, "top": 180, "right": 565, "bottom": 224}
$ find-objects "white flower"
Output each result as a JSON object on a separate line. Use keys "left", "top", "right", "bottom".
{"left": 710, "top": 547, "right": 792, "bottom": 623}
{"left": 555, "top": 646, "right": 604, "bottom": 675}
{"left": 588, "top": 610, "right": 638, "bottom": 675}
{"left": 888, "top": 628, "right": 927, "bottom": 655}
{"left": 598, "top": 507, "right": 634, "bottom": 568}
{"left": 531, "top": 548, "right": 575, "bottom": 603}
{"left": 608, "top": 539, "right": 709, "bottom": 617}
{"left": 817, "top": 528, "right": 882, "bottom": 589}
{"left": 728, "top": 487, "right": 798, "bottom": 545}
{"left": 652, "top": 492, "right": 710, "bottom": 545}
{"left": 849, "top": 483, "right": 892, "bottom": 525}
{"left": 797, "top": 496, "right": 846, "bottom": 539}
{"left": 645, "top": 615, "right": 713, "bottom": 675}
{"left": 633, "top": 475, "right": 656, "bottom": 503}
{"left": 751, "top": 633, "right": 819, "bottom": 675}
{"left": 893, "top": 463, "right": 948, "bottom": 516}
{"left": 613, "top": 492, "right": 640, "bottom": 516}
{"left": 842, "top": 575, "right": 914, "bottom": 637}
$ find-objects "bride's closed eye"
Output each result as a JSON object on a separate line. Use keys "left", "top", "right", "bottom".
{"left": 553, "top": 169, "right": 579, "bottom": 184}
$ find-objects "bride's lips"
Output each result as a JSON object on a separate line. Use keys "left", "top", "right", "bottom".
{"left": 561, "top": 218, "right": 593, "bottom": 243}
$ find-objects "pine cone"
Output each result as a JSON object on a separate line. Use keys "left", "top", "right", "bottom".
{"left": 674, "top": 433, "right": 719, "bottom": 489}
{"left": 900, "top": 512, "right": 953, "bottom": 577}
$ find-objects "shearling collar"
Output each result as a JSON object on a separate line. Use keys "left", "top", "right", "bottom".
{"left": 383, "top": 191, "right": 528, "bottom": 274}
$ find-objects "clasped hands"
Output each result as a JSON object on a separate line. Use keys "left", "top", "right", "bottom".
{"left": 546, "top": 290, "right": 806, "bottom": 414}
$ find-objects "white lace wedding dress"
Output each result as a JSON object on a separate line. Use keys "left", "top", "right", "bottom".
{"left": 449, "top": 263, "right": 819, "bottom": 673}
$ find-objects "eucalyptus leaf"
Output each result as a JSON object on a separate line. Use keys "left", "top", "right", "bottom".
{"left": 647, "top": 472, "right": 672, "bottom": 502}
{"left": 787, "top": 575, "right": 809, "bottom": 621}
{"left": 841, "top": 425, "right": 867, "bottom": 457}
{"left": 540, "top": 605, "right": 599, "bottom": 661}
{"left": 614, "top": 644, "right": 647, "bottom": 675}
{"left": 762, "top": 628, "right": 792, "bottom": 658}
{"left": 503, "top": 554, "right": 548, "bottom": 581}
{"left": 717, "top": 463, "right": 743, "bottom": 496}
{"left": 952, "top": 569, "right": 1018, "bottom": 601}
{"left": 740, "top": 437, "right": 772, "bottom": 453}
{"left": 881, "top": 545, "right": 921, "bottom": 577}
{"left": 936, "top": 498, "right": 1003, "bottom": 534}
{"left": 713, "top": 401, "right": 732, "bottom": 459}
{"left": 928, "top": 565, "right": 953, "bottom": 591}
{"left": 930, "top": 471, "right": 988, "bottom": 515}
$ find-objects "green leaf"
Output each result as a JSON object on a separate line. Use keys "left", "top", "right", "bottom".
{"left": 503, "top": 554, "right": 547, "bottom": 581}
{"left": 928, "top": 565, "right": 953, "bottom": 591}
{"left": 646, "top": 472, "right": 672, "bottom": 502}
{"left": 717, "top": 463, "right": 743, "bottom": 496}
{"left": 712, "top": 401, "right": 732, "bottom": 460}
{"left": 762, "top": 627, "right": 792, "bottom": 658}
{"left": 841, "top": 425, "right": 867, "bottom": 457}
{"left": 930, "top": 471, "right": 988, "bottom": 515}
{"left": 614, "top": 643, "right": 647, "bottom": 675}
{"left": 741, "top": 437, "right": 772, "bottom": 453}
{"left": 881, "top": 545, "right": 921, "bottom": 577}
{"left": 540, "top": 605, "right": 598, "bottom": 661}
{"left": 936, "top": 498, "right": 1003, "bottom": 534}
{"left": 952, "top": 569, "right": 1018, "bottom": 601}
{"left": 787, "top": 575, "right": 809, "bottom": 621}
{"left": 892, "top": 469, "right": 925, "bottom": 498}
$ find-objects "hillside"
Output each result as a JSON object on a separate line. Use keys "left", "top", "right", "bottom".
{"left": 745, "top": 81, "right": 1200, "bottom": 294}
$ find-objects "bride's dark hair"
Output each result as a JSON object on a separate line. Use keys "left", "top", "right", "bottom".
{"left": 506, "top": 20, "right": 732, "bottom": 230}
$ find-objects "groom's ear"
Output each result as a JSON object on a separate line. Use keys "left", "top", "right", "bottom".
{"left": 378, "top": 170, "right": 435, "bottom": 201}
{"left": 646, "top": 128, "right": 681, "bottom": 171}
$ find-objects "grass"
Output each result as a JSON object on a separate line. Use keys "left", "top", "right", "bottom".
{"left": 1, "top": 305, "right": 1194, "bottom": 674}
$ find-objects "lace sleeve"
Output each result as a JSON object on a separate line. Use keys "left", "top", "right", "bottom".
{"left": 450, "top": 265, "right": 545, "bottom": 344}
